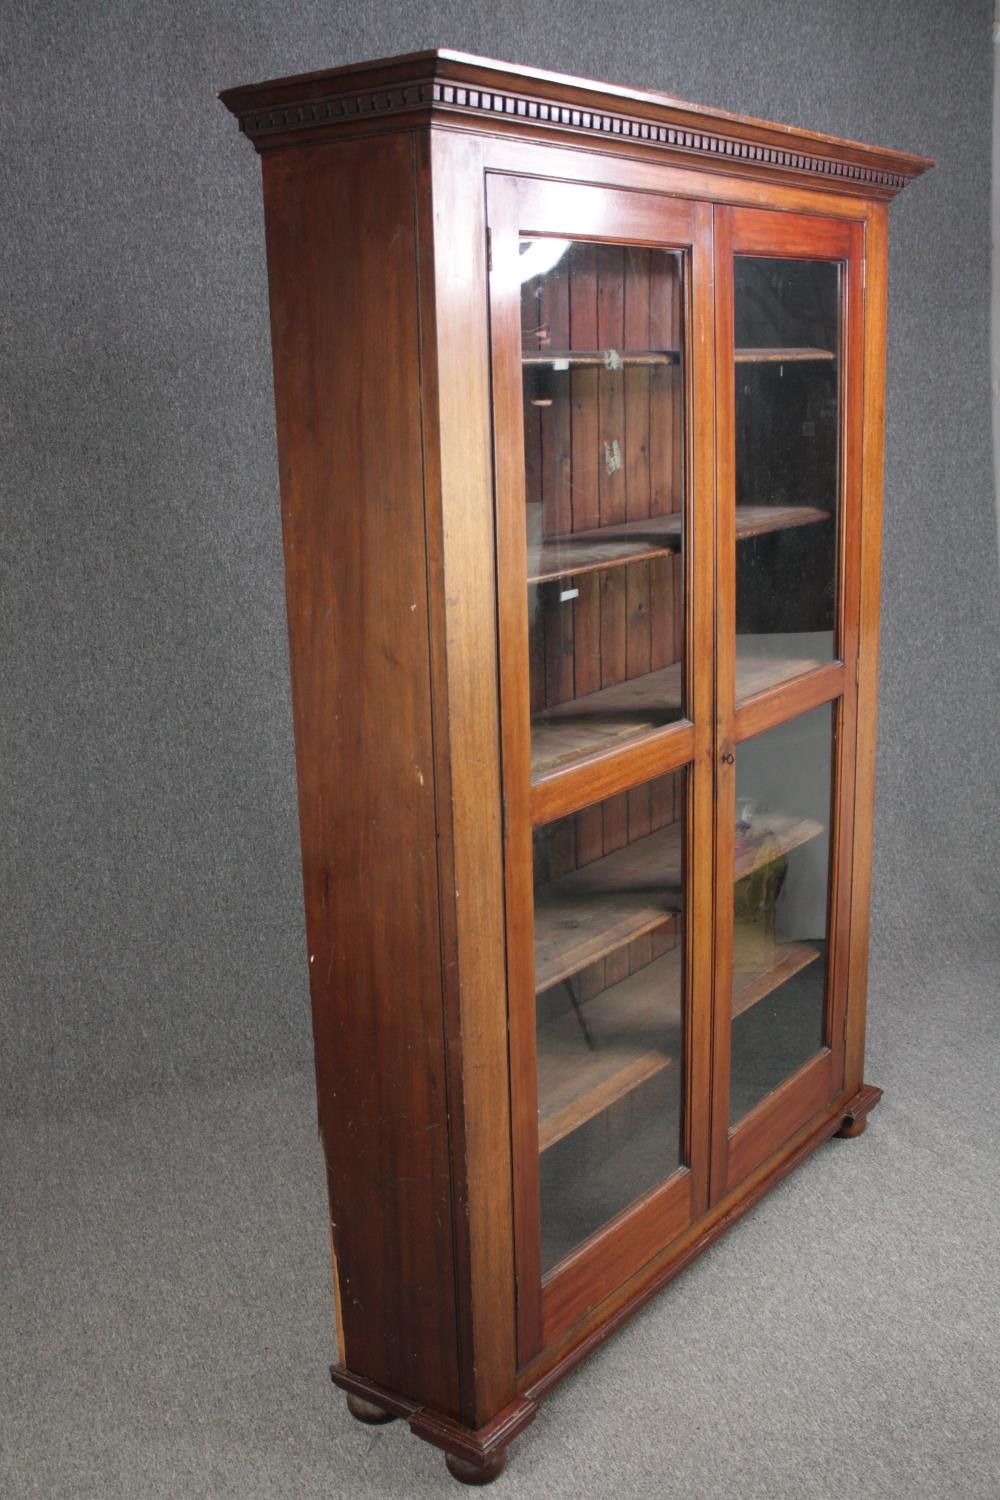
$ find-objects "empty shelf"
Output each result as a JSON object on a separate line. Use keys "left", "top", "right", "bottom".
{"left": 532, "top": 652, "right": 827, "bottom": 778}
{"left": 528, "top": 514, "right": 682, "bottom": 586}
{"left": 735, "top": 347, "right": 835, "bottom": 363}
{"left": 732, "top": 941, "right": 822, "bottom": 1019}
{"left": 537, "top": 947, "right": 682, "bottom": 1151}
{"left": 523, "top": 348, "right": 679, "bottom": 368}
{"left": 537, "top": 935, "right": 824, "bottom": 1152}
{"left": 527, "top": 505, "right": 828, "bottom": 586}
{"left": 534, "top": 820, "right": 683, "bottom": 995}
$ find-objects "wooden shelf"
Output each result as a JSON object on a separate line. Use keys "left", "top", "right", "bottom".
{"left": 522, "top": 348, "right": 679, "bottom": 368}
{"left": 528, "top": 513, "right": 682, "bottom": 585}
{"left": 532, "top": 664, "right": 683, "bottom": 778}
{"left": 733, "top": 649, "right": 827, "bottom": 702}
{"left": 535, "top": 822, "right": 682, "bottom": 994}
{"left": 732, "top": 503, "right": 830, "bottom": 540}
{"left": 537, "top": 947, "right": 682, "bottom": 1151}
{"left": 537, "top": 937, "right": 823, "bottom": 1152}
{"left": 534, "top": 810, "right": 821, "bottom": 995}
{"left": 733, "top": 813, "right": 824, "bottom": 882}
{"left": 532, "top": 651, "right": 825, "bottom": 777}
{"left": 732, "top": 940, "right": 821, "bottom": 1019}
{"left": 527, "top": 504, "right": 828, "bottom": 586}
{"left": 735, "top": 347, "right": 835, "bottom": 363}
{"left": 522, "top": 344, "right": 829, "bottom": 372}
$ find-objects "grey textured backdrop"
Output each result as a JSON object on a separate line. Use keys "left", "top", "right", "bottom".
{"left": 3, "top": 5, "right": 1000, "bottom": 1499}
{"left": 2, "top": 0, "right": 997, "bottom": 1115}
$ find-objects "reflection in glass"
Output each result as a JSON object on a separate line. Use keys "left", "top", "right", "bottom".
{"left": 534, "top": 771, "right": 686, "bottom": 1272}
{"left": 734, "top": 257, "right": 840, "bottom": 700}
{"left": 729, "top": 704, "right": 833, "bottom": 1126}
{"left": 520, "top": 239, "right": 686, "bottom": 778}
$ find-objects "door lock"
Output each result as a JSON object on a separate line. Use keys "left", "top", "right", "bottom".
{"left": 722, "top": 751, "right": 735, "bottom": 765}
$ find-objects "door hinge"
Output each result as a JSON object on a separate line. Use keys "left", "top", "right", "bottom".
{"left": 501, "top": 793, "right": 508, "bottom": 841}
{"left": 486, "top": 226, "right": 493, "bottom": 273}
{"left": 514, "top": 1272, "right": 520, "bottom": 1310}
{"left": 862, "top": 256, "right": 866, "bottom": 290}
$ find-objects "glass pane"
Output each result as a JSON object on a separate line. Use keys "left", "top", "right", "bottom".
{"left": 729, "top": 704, "right": 833, "bottom": 1126}
{"left": 534, "top": 770, "right": 686, "bottom": 1273}
{"left": 733, "top": 257, "right": 840, "bottom": 702}
{"left": 521, "top": 239, "right": 686, "bottom": 779}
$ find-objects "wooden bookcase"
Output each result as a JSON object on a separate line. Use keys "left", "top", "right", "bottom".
{"left": 220, "top": 51, "right": 931, "bottom": 1485}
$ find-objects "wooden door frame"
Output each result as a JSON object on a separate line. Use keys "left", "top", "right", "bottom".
{"left": 710, "top": 204, "right": 866, "bottom": 1200}
{"left": 485, "top": 172, "right": 716, "bottom": 1360}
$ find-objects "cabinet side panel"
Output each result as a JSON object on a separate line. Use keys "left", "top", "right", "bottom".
{"left": 846, "top": 204, "right": 889, "bottom": 1091}
{"left": 261, "top": 135, "right": 461, "bottom": 1416}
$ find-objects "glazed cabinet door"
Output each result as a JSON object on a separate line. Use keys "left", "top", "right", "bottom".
{"left": 486, "top": 175, "right": 715, "bottom": 1360}
{"left": 711, "top": 206, "right": 864, "bottom": 1197}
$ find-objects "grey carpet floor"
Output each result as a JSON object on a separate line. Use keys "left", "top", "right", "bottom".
{"left": 3, "top": 942, "right": 998, "bottom": 1499}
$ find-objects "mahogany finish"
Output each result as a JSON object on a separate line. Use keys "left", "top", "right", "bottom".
{"left": 346, "top": 1395, "right": 397, "bottom": 1427}
{"left": 257, "top": 134, "right": 462, "bottom": 1417}
{"left": 446, "top": 1454, "right": 508, "bottom": 1485}
{"left": 220, "top": 50, "right": 930, "bottom": 1486}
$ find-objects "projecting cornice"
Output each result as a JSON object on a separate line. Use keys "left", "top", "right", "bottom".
{"left": 219, "top": 49, "right": 933, "bottom": 200}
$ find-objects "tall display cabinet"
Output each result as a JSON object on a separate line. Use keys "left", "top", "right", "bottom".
{"left": 220, "top": 51, "right": 931, "bottom": 1484}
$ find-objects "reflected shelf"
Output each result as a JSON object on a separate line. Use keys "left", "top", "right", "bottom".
{"left": 534, "top": 809, "right": 822, "bottom": 996}
{"left": 537, "top": 934, "right": 824, "bottom": 1153}
{"left": 527, "top": 504, "right": 829, "bottom": 586}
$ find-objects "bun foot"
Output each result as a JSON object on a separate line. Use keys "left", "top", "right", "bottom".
{"left": 346, "top": 1393, "right": 397, "bottom": 1425}
{"left": 836, "top": 1114, "right": 868, "bottom": 1138}
{"left": 445, "top": 1450, "right": 507, "bottom": 1485}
